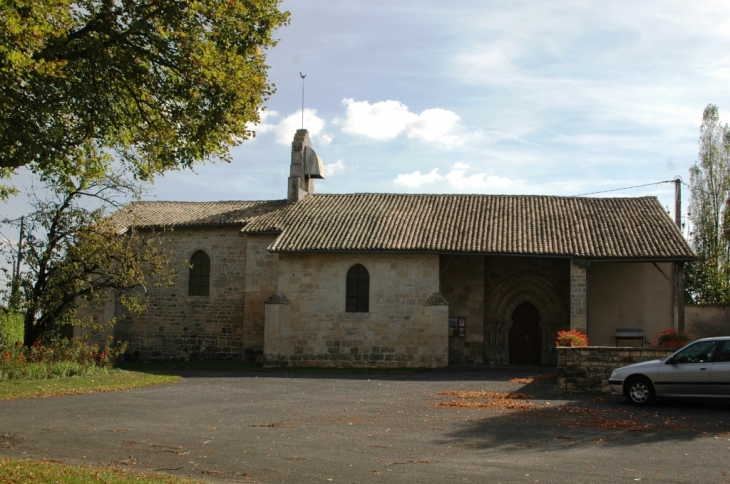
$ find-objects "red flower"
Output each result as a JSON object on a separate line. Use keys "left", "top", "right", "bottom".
{"left": 556, "top": 329, "right": 589, "bottom": 347}
{"left": 3, "top": 352, "right": 10, "bottom": 360}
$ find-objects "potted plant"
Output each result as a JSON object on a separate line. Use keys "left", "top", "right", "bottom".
{"left": 654, "top": 329, "right": 691, "bottom": 348}
{"left": 555, "top": 329, "right": 589, "bottom": 347}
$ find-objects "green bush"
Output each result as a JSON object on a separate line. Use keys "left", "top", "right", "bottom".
{"left": 0, "top": 336, "right": 128, "bottom": 382}
{"left": 0, "top": 311, "right": 24, "bottom": 351}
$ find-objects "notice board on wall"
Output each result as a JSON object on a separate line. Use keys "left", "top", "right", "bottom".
{"left": 449, "top": 317, "right": 466, "bottom": 337}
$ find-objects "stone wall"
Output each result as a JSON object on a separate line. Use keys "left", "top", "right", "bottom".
{"left": 685, "top": 305, "right": 730, "bottom": 339}
{"left": 89, "top": 226, "right": 250, "bottom": 361}
{"left": 440, "top": 255, "right": 485, "bottom": 364}
{"left": 264, "top": 252, "right": 448, "bottom": 368}
{"left": 570, "top": 262, "right": 587, "bottom": 332}
{"left": 243, "top": 234, "right": 279, "bottom": 361}
{"left": 75, "top": 296, "right": 117, "bottom": 340}
{"left": 557, "top": 346, "right": 674, "bottom": 392}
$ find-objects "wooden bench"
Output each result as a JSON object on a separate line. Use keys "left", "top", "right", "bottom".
{"left": 615, "top": 328, "right": 644, "bottom": 347}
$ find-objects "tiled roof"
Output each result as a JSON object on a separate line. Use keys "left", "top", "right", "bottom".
{"left": 112, "top": 200, "right": 287, "bottom": 231}
{"left": 241, "top": 194, "right": 694, "bottom": 260}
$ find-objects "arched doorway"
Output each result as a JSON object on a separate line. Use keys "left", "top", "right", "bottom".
{"left": 509, "top": 302, "right": 542, "bottom": 365}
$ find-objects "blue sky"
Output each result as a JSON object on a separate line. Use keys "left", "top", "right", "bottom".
{"left": 6, "top": 1, "right": 730, "bottom": 221}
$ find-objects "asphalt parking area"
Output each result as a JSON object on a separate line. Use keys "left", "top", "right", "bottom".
{"left": 1, "top": 367, "right": 729, "bottom": 483}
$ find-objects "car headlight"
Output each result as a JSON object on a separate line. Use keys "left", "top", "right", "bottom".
{"left": 610, "top": 370, "right": 617, "bottom": 378}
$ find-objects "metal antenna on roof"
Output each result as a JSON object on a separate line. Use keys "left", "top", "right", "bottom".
{"left": 299, "top": 72, "right": 306, "bottom": 129}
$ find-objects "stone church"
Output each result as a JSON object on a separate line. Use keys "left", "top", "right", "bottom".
{"left": 90, "top": 129, "right": 695, "bottom": 367}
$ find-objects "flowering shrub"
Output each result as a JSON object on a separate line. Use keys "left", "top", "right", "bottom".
{"left": 654, "top": 329, "right": 691, "bottom": 347}
{"left": 0, "top": 336, "right": 128, "bottom": 381}
{"left": 556, "top": 329, "right": 589, "bottom": 347}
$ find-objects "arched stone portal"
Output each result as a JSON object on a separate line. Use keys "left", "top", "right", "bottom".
{"left": 485, "top": 272, "right": 568, "bottom": 365}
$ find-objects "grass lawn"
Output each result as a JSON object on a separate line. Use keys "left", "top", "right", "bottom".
{"left": 0, "top": 458, "right": 205, "bottom": 483}
{"left": 0, "top": 370, "right": 180, "bottom": 400}
{"left": 0, "top": 359, "right": 426, "bottom": 401}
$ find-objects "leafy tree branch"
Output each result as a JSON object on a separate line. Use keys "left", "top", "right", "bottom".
{"left": 1, "top": 169, "right": 174, "bottom": 345}
{"left": 0, "top": 0, "right": 289, "bottom": 196}
{"left": 686, "top": 104, "right": 730, "bottom": 304}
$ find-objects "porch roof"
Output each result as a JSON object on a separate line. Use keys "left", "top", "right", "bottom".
{"left": 241, "top": 193, "right": 695, "bottom": 260}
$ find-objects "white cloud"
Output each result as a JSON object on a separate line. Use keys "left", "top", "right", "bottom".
{"left": 394, "top": 163, "right": 519, "bottom": 192}
{"left": 445, "top": 162, "right": 515, "bottom": 191}
{"left": 319, "top": 132, "right": 334, "bottom": 146}
{"left": 340, "top": 99, "right": 461, "bottom": 145}
{"left": 394, "top": 168, "right": 442, "bottom": 188}
{"left": 255, "top": 109, "right": 332, "bottom": 145}
{"left": 324, "top": 159, "right": 345, "bottom": 176}
{"left": 259, "top": 109, "right": 279, "bottom": 124}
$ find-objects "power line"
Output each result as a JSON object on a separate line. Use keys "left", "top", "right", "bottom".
{"left": 574, "top": 179, "right": 683, "bottom": 197}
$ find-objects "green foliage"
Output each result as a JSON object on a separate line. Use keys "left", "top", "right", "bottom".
{"left": 1, "top": 172, "right": 174, "bottom": 344}
{"left": 0, "top": 336, "right": 127, "bottom": 381}
{"left": 0, "top": 0, "right": 289, "bottom": 196}
{"left": 686, "top": 104, "right": 730, "bottom": 304}
{"left": 0, "top": 310, "right": 23, "bottom": 351}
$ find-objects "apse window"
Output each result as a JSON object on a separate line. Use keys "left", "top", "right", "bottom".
{"left": 189, "top": 250, "right": 211, "bottom": 296}
{"left": 346, "top": 264, "right": 369, "bottom": 312}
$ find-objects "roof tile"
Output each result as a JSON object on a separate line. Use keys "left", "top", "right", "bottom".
{"left": 112, "top": 200, "right": 287, "bottom": 231}
{"left": 241, "top": 194, "right": 694, "bottom": 260}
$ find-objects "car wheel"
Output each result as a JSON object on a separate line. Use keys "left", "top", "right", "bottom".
{"left": 625, "top": 376, "right": 655, "bottom": 406}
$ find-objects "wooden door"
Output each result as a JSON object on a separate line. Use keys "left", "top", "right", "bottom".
{"left": 509, "top": 302, "right": 542, "bottom": 365}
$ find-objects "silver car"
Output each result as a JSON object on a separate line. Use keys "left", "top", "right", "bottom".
{"left": 609, "top": 336, "right": 730, "bottom": 406}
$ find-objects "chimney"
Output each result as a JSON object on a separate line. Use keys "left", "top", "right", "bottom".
{"left": 287, "top": 129, "right": 325, "bottom": 203}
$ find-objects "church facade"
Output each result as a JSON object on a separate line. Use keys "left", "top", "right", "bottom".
{"left": 84, "top": 130, "right": 695, "bottom": 367}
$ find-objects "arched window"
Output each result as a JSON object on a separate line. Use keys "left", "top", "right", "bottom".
{"left": 346, "top": 264, "right": 369, "bottom": 312}
{"left": 188, "top": 250, "right": 210, "bottom": 296}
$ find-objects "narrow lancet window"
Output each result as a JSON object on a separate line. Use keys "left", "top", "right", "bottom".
{"left": 189, "top": 250, "right": 211, "bottom": 296}
{"left": 346, "top": 264, "right": 369, "bottom": 312}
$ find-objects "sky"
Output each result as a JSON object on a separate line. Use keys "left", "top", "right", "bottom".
{"left": 5, "top": 0, "right": 730, "bottom": 224}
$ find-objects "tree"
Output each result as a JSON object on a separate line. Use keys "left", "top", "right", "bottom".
{"left": 1, "top": 168, "right": 174, "bottom": 345}
{"left": 685, "top": 104, "right": 730, "bottom": 304}
{"left": 0, "top": 0, "right": 289, "bottom": 197}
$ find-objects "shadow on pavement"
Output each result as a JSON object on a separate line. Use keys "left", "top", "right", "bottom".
{"left": 437, "top": 381, "right": 730, "bottom": 451}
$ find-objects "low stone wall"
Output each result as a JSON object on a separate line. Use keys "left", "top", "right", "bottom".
{"left": 557, "top": 346, "right": 675, "bottom": 393}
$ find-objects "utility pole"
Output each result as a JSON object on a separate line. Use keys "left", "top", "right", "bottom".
{"left": 674, "top": 178, "right": 681, "bottom": 228}
{"left": 9, "top": 216, "right": 24, "bottom": 309}
{"left": 674, "top": 178, "right": 685, "bottom": 332}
